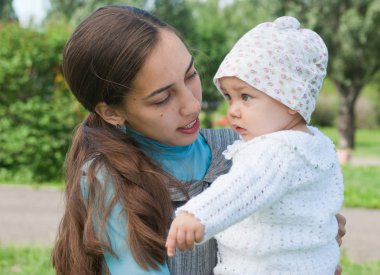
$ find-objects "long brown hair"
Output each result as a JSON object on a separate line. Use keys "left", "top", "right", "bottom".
{"left": 52, "top": 6, "right": 179, "bottom": 274}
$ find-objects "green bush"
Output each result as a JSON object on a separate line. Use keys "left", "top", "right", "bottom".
{"left": 311, "top": 79, "right": 339, "bottom": 127}
{"left": 0, "top": 23, "right": 84, "bottom": 182}
{"left": 312, "top": 93, "right": 339, "bottom": 126}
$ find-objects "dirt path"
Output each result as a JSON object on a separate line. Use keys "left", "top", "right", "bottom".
{"left": 0, "top": 185, "right": 64, "bottom": 246}
{"left": 0, "top": 185, "right": 379, "bottom": 263}
{"left": 350, "top": 156, "right": 380, "bottom": 166}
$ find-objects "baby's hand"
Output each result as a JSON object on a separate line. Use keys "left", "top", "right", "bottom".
{"left": 166, "top": 211, "right": 204, "bottom": 257}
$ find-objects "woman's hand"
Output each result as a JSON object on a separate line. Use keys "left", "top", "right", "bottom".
{"left": 334, "top": 213, "right": 347, "bottom": 275}
{"left": 166, "top": 211, "right": 204, "bottom": 257}
{"left": 335, "top": 265, "right": 342, "bottom": 275}
{"left": 336, "top": 213, "right": 347, "bottom": 246}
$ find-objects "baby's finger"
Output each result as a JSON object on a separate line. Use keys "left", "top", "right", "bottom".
{"left": 177, "top": 230, "right": 186, "bottom": 252}
{"left": 186, "top": 231, "right": 195, "bottom": 251}
{"left": 166, "top": 227, "right": 178, "bottom": 257}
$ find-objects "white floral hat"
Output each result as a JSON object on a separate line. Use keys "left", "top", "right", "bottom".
{"left": 214, "top": 16, "right": 328, "bottom": 123}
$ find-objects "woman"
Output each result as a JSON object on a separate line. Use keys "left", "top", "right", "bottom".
{"left": 52, "top": 5, "right": 346, "bottom": 275}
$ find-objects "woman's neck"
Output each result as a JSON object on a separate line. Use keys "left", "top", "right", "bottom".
{"left": 122, "top": 125, "right": 211, "bottom": 181}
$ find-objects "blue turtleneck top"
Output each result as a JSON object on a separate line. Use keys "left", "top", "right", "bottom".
{"left": 124, "top": 126, "right": 211, "bottom": 182}
{"left": 85, "top": 127, "right": 212, "bottom": 274}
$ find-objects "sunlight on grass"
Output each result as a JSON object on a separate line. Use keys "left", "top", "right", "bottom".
{"left": 0, "top": 246, "right": 379, "bottom": 275}
{"left": 342, "top": 166, "right": 380, "bottom": 208}
{"left": 320, "top": 127, "right": 380, "bottom": 158}
{"left": 341, "top": 251, "right": 380, "bottom": 275}
{"left": 0, "top": 246, "right": 54, "bottom": 275}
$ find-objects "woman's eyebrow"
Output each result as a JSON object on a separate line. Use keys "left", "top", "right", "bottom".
{"left": 145, "top": 57, "right": 194, "bottom": 99}
{"left": 145, "top": 83, "right": 174, "bottom": 99}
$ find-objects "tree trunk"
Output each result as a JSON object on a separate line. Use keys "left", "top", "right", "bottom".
{"left": 337, "top": 93, "right": 356, "bottom": 149}
{"left": 334, "top": 81, "right": 362, "bottom": 150}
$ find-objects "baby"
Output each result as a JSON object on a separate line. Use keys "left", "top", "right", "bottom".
{"left": 166, "top": 16, "right": 344, "bottom": 275}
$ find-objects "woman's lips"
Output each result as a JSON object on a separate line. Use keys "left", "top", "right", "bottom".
{"left": 178, "top": 118, "right": 200, "bottom": 134}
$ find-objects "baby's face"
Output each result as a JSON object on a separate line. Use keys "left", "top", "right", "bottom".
{"left": 219, "top": 77, "right": 298, "bottom": 141}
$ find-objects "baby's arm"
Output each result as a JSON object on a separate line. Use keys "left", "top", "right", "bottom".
{"left": 166, "top": 211, "right": 204, "bottom": 257}
{"left": 166, "top": 139, "right": 295, "bottom": 255}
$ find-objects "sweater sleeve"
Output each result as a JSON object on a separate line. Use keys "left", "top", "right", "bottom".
{"left": 176, "top": 138, "right": 298, "bottom": 241}
{"left": 80, "top": 163, "right": 170, "bottom": 275}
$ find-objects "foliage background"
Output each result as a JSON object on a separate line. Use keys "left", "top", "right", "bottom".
{"left": 0, "top": 0, "right": 379, "bottom": 183}
{"left": 0, "top": 1, "right": 379, "bottom": 274}
{"left": 0, "top": 23, "right": 84, "bottom": 182}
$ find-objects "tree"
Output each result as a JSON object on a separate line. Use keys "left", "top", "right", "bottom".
{"left": 47, "top": 0, "right": 147, "bottom": 25}
{"left": 153, "top": 0, "right": 196, "bottom": 45}
{"left": 222, "top": 0, "right": 274, "bottom": 44}
{"left": 190, "top": 0, "right": 228, "bottom": 106}
{"left": 0, "top": 0, "right": 17, "bottom": 22}
{"left": 272, "top": 0, "right": 380, "bottom": 152}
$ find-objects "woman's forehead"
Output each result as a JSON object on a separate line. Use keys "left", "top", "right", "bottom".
{"left": 131, "top": 30, "right": 192, "bottom": 95}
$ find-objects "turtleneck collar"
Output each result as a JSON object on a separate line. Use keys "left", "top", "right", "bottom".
{"left": 123, "top": 126, "right": 211, "bottom": 182}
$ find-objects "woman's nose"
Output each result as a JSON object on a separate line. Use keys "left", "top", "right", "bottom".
{"left": 179, "top": 87, "right": 201, "bottom": 117}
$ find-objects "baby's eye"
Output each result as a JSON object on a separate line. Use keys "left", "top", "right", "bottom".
{"left": 242, "top": 94, "right": 253, "bottom": 101}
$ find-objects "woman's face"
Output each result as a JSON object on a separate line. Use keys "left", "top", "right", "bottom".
{"left": 120, "top": 30, "right": 202, "bottom": 146}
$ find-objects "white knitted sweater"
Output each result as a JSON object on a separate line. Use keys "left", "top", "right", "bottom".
{"left": 177, "top": 127, "right": 344, "bottom": 275}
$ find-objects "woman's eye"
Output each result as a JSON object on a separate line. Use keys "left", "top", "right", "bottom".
{"left": 155, "top": 95, "right": 170, "bottom": 106}
{"left": 186, "top": 70, "right": 198, "bottom": 81}
{"left": 242, "top": 94, "right": 253, "bottom": 101}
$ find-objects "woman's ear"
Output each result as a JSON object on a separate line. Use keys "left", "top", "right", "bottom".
{"left": 94, "top": 102, "right": 125, "bottom": 126}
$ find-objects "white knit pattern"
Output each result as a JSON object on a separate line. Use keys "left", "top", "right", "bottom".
{"left": 177, "top": 126, "right": 344, "bottom": 274}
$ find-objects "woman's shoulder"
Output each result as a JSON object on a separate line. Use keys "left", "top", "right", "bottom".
{"left": 81, "top": 158, "right": 109, "bottom": 183}
{"left": 80, "top": 158, "right": 115, "bottom": 201}
{"left": 200, "top": 128, "right": 239, "bottom": 148}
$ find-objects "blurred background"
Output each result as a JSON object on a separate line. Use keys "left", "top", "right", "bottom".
{"left": 0, "top": 0, "right": 379, "bottom": 274}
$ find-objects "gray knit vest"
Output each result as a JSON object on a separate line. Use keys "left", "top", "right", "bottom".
{"left": 167, "top": 129, "right": 238, "bottom": 275}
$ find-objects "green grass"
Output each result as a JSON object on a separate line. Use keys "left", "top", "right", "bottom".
{"left": 0, "top": 168, "right": 64, "bottom": 188}
{"left": 0, "top": 246, "right": 54, "bottom": 275}
{"left": 319, "top": 127, "right": 380, "bottom": 208}
{"left": 352, "top": 129, "right": 380, "bottom": 157}
{"left": 342, "top": 165, "right": 380, "bottom": 208}
{"left": 341, "top": 252, "right": 380, "bottom": 275}
{"left": 0, "top": 182, "right": 64, "bottom": 191}
{"left": 320, "top": 127, "right": 380, "bottom": 158}
{"left": 0, "top": 245, "right": 379, "bottom": 274}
